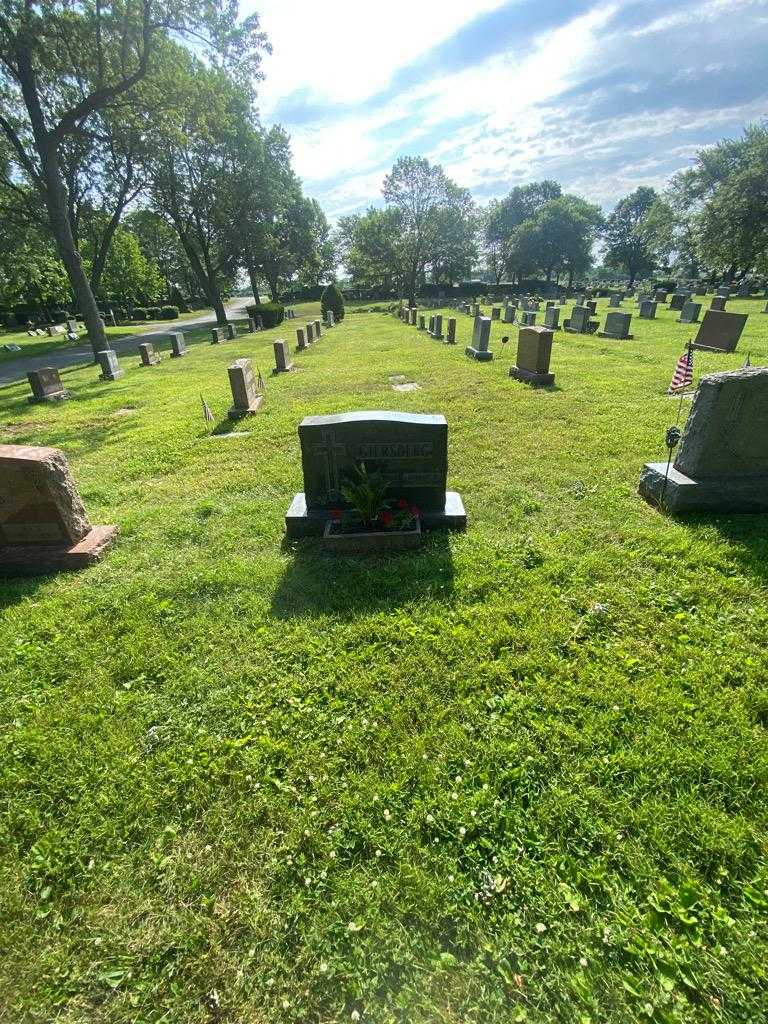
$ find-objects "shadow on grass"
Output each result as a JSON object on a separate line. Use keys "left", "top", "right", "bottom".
{"left": 686, "top": 514, "right": 768, "bottom": 585}
{"left": 271, "top": 530, "right": 456, "bottom": 619}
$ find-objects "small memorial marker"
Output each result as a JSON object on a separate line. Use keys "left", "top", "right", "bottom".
{"left": 211, "top": 327, "right": 225, "bottom": 344}
{"left": 65, "top": 318, "right": 78, "bottom": 333}
{"left": 598, "top": 312, "right": 633, "bottom": 340}
{"left": 314, "top": 319, "right": 322, "bottom": 338}
{"left": 654, "top": 289, "right": 668, "bottom": 303}
{"left": 247, "top": 317, "right": 257, "bottom": 333}
{"left": 273, "top": 339, "right": 293, "bottom": 373}
{"left": 678, "top": 301, "right": 701, "bottom": 324}
{"left": 0, "top": 444, "right": 118, "bottom": 572}
{"left": 503, "top": 304, "right": 516, "bottom": 324}
{"left": 27, "top": 367, "right": 69, "bottom": 403}
{"left": 510, "top": 326, "right": 555, "bottom": 387}
{"left": 227, "top": 358, "right": 263, "bottom": 418}
{"left": 521, "top": 311, "right": 537, "bottom": 326}
{"left": 97, "top": 349, "right": 123, "bottom": 381}
{"left": 692, "top": 310, "right": 747, "bottom": 353}
{"left": 564, "top": 306, "right": 597, "bottom": 334}
{"left": 432, "top": 314, "right": 443, "bottom": 340}
{"left": 639, "top": 300, "right": 657, "bottom": 319}
{"left": 138, "top": 342, "right": 161, "bottom": 366}
{"left": 226, "top": 323, "right": 237, "bottom": 340}
{"left": 491, "top": 306, "right": 501, "bottom": 320}
{"left": 418, "top": 314, "right": 426, "bottom": 331}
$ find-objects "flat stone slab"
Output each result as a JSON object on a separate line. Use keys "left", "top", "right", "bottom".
{"left": 391, "top": 382, "right": 420, "bottom": 392}
{"left": 597, "top": 330, "right": 634, "bottom": 340}
{"left": 286, "top": 490, "right": 466, "bottom": 538}
{"left": 207, "top": 431, "right": 252, "bottom": 439}
{"left": 0, "top": 524, "right": 118, "bottom": 575}
{"left": 465, "top": 346, "right": 493, "bottom": 361}
{"left": 509, "top": 367, "right": 555, "bottom": 387}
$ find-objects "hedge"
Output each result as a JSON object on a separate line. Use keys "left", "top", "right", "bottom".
{"left": 321, "top": 283, "right": 345, "bottom": 323}
{"left": 245, "top": 301, "right": 284, "bottom": 328}
{"left": 160, "top": 306, "right": 179, "bottom": 320}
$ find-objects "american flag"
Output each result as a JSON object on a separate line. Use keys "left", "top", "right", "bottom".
{"left": 200, "top": 394, "right": 215, "bottom": 422}
{"left": 668, "top": 349, "right": 693, "bottom": 393}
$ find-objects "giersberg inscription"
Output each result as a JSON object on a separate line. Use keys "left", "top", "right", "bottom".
{"left": 349, "top": 442, "right": 434, "bottom": 459}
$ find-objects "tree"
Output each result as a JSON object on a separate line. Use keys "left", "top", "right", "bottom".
{"left": 482, "top": 181, "right": 562, "bottom": 283}
{"left": 321, "top": 282, "right": 345, "bottom": 323}
{"left": 124, "top": 209, "right": 198, "bottom": 304}
{"left": 511, "top": 195, "right": 603, "bottom": 285}
{"left": 335, "top": 207, "right": 404, "bottom": 294}
{"left": 427, "top": 186, "right": 477, "bottom": 287}
{"left": 602, "top": 187, "right": 661, "bottom": 285}
{"left": 0, "top": 0, "right": 266, "bottom": 357}
{"left": 382, "top": 156, "right": 459, "bottom": 304}
{"left": 98, "top": 228, "right": 163, "bottom": 309}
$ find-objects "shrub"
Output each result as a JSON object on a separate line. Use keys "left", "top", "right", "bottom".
{"left": 321, "top": 282, "right": 345, "bottom": 323}
{"left": 160, "top": 305, "right": 179, "bottom": 320}
{"left": 245, "top": 301, "right": 284, "bottom": 328}
{"left": 145, "top": 306, "right": 162, "bottom": 320}
{"left": 132, "top": 307, "right": 147, "bottom": 320}
{"left": 51, "top": 309, "right": 70, "bottom": 323}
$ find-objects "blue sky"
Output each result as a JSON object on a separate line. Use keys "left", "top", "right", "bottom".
{"left": 250, "top": 0, "right": 768, "bottom": 220}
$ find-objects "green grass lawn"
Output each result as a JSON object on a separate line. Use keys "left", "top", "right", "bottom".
{"left": 0, "top": 308, "right": 213, "bottom": 365}
{"left": 1, "top": 298, "right": 767, "bottom": 1023}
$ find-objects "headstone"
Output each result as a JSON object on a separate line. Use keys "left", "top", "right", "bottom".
{"left": 598, "top": 312, "right": 633, "bottom": 339}
{"left": 503, "top": 305, "right": 516, "bottom": 324}
{"left": 692, "top": 310, "right": 748, "bottom": 353}
{"left": 248, "top": 317, "right": 257, "bottom": 333}
{"left": 432, "top": 314, "right": 443, "bottom": 340}
{"left": 654, "top": 289, "right": 668, "bottom": 303}
{"left": 228, "top": 358, "right": 263, "bottom": 419}
{"left": 711, "top": 296, "right": 727, "bottom": 311}
{"left": 491, "top": 307, "right": 501, "bottom": 320}
{"left": 226, "top": 323, "right": 236, "bottom": 340}
{"left": 465, "top": 316, "right": 492, "bottom": 361}
{"left": 138, "top": 342, "right": 161, "bottom": 366}
{"left": 273, "top": 339, "right": 293, "bottom": 373}
{"left": 586, "top": 300, "right": 597, "bottom": 317}
{"left": 543, "top": 306, "right": 560, "bottom": 330}
{"left": 716, "top": 286, "right": 730, "bottom": 298}
{"left": 284, "top": 411, "right": 466, "bottom": 537}
{"left": 446, "top": 318, "right": 457, "bottom": 344}
{"left": 211, "top": 327, "right": 225, "bottom": 344}
{"left": 256, "top": 315, "right": 264, "bottom": 330}
{"left": 418, "top": 315, "right": 426, "bottom": 331}
{"left": 510, "top": 326, "right": 554, "bottom": 387}
{"left": 639, "top": 300, "right": 657, "bottom": 319}
{"left": 169, "top": 332, "right": 187, "bottom": 358}
{"left": 296, "top": 328, "right": 307, "bottom": 351}
{"left": 27, "top": 367, "right": 69, "bottom": 403}
{"left": 608, "top": 294, "right": 622, "bottom": 308}
{"left": 314, "top": 319, "right": 322, "bottom": 338}
{"left": 429, "top": 315, "right": 435, "bottom": 335}
{"left": 97, "top": 349, "right": 123, "bottom": 381}
{"left": 0, "top": 444, "right": 118, "bottom": 573}
{"left": 564, "top": 306, "right": 597, "bottom": 334}
{"left": 306, "top": 323, "right": 315, "bottom": 344}
{"left": 409, "top": 308, "right": 417, "bottom": 326}
{"left": 678, "top": 302, "right": 702, "bottom": 324}
{"left": 65, "top": 318, "right": 77, "bottom": 333}
{"left": 738, "top": 281, "right": 750, "bottom": 298}
{"left": 471, "top": 303, "right": 480, "bottom": 317}
{"left": 325, "top": 309, "right": 335, "bottom": 327}
{"left": 521, "top": 311, "right": 536, "bottom": 326}
{"left": 639, "top": 368, "right": 768, "bottom": 512}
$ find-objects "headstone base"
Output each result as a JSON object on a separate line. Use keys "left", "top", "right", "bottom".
{"left": 509, "top": 366, "right": 554, "bottom": 387}
{"left": 272, "top": 362, "right": 294, "bottom": 374}
{"left": 285, "top": 491, "right": 467, "bottom": 539}
{"left": 597, "top": 330, "right": 633, "bottom": 340}
{"left": 465, "top": 346, "right": 493, "bottom": 361}
{"left": 140, "top": 356, "right": 161, "bottom": 366}
{"left": 639, "top": 462, "right": 768, "bottom": 513}
{"left": 563, "top": 323, "right": 598, "bottom": 334}
{"left": 99, "top": 370, "right": 124, "bottom": 381}
{"left": 0, "top": 524, "right": 118, "bottom": 575}
{"left": 228, "top": 396, "right": 263, "bottom": 420}
{"left": 28, "top": 390, "right": 70, "bottom": 403}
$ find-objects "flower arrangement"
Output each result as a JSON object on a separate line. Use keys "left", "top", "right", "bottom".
{"left": 328, "top": 464, "right": 420, "bottom": 534}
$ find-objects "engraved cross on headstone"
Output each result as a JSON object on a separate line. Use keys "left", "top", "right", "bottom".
{"left": 311, "top": 430, "right": 347, "bottom": 501}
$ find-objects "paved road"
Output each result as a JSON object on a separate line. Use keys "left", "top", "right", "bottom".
{"left": 0, "top": 298, "right": 253, "bottom": 388}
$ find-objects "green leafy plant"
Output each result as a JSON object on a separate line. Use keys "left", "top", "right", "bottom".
{"left": 321, "top": 282, "right": 345, "bottom": 323}
{"left": 340, "top": 463, "right": 390, "bottom": 527}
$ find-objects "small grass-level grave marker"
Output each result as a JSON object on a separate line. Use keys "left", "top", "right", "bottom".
{"left": 0, "top": 443, "right": 118, "bottom": 573}
{"left": 27, "top": 367, "right": 70, "bottom": 403}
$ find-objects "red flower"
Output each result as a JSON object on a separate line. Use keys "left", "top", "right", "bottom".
{"left": 397, "top": 498, "right": 409, "bottom": 509}
{"left": 380, "top": 510, "right": 394, "bottom": 526}
{"left": 330, "top": 508, "right": 343, "bottom": 522}
{"left": 410, "top": 505, "right": 420, "bottom": 518}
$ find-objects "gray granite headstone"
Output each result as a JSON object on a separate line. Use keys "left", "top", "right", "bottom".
{"left": 639, "top": 300, "right": 657, "bottom": 319}
{"left": 678, "top": 302, "right": 701, "bottom": 324}
{"left": 669, "top": 293, "right": 688, "bottom": 311}
{"left": 314, "top": 319, "right": 322, "bottom": 338}
{"left": 418, "top": 314, "right": 426, "bottom": 331}
{"left": 306, "top": 323, "right": 315, "bottom": 344}
{"left": 521, "top": 311, "right": 536, "bottom": 326}
{"left": 169, "top": 332, "right": 187, "bottom": 358}
{"left": 228, "top": 358, "right": 263, "bottom": 419}
{"left": 711, "top": 296, "right": 727, "bottom": 311}
{"left": 738, "top": 281, "right": 751, "bottom": 298}
{"left": 693, "top": 310, "right": 747, "bottom": 353}
{"left": 503, "top": 305, "right": 516, "bottom": 324}
{"left": 654, "top": 289, "right": 668, "bottom": 303}
{"left": 564, "top": 306, "right": 596, "bottom": 333}
{"left": 139, "top": 342, "right": 161, "bottom": 366}
{"left": 27, "top": 367, "right": 69, "bottom": 403}
{"left": 248, "top": 317, "right": 257, "bottom": 333}
{"left": 543, "top": 306, "right": 560, "bottom": 330}
{"left": 432, "top": 314, "right": 443, "bottom": 339}
{"left": 65, "top": 318, "right": 78, "bottom": 333}
{"left": 446, "top": 318, "right": 456, "bottom": 344}
{"left": 211, "top": 327, "right": 225, "bottom": 344}
{"left": 273, "top": 339, "right": 293, "bottom": 373}
{"left": 296, "top": 327, "right": 307, "bottom": 351}
{"left": 598, "top": 312, "right": 633, "bottom": 339}
{"left": 510, "top": 326, "right": 554, "bottom": 386}
{"left": 325, "top": 309, "right": 335, "bottom": 327}
{"left": 226, "top": 323, "right": 236, "bottom": 340}
{"left": 465, "top": 316, "right": 492, "bottom": 361}
{"left": 639, "top": 368, "right": 768, "bottom": 512}
{"left": 491, "top": 306, "right": 501, "bottom": 320}
{"left": 409, "top": 308, "right": 416, "bottom": 326}
{"left": 97, "top": 349, "right": 123, "bottom": 381}
{"left": 285, "top": 411, "right": 466, "bottom": 536}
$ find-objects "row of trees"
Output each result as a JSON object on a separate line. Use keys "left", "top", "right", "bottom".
{"left": 0, "top": 1, "right": 333, "bottom": 354}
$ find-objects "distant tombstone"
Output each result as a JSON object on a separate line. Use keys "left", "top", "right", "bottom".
{"left": 639, "top": 368, "right": 768, "bottom": 512}
{"left": 678, "top": 302, "right": 702, "bottom": 324}
{"left": 491, "top": 307, "right": 501, "bottom": 320}
{"left": 418, "top": 314, "right": 426, "bottom": 331}
{"left": 654, "top": 289, "right": 668, "bottom": 303}
{"left": 273, "top": 339, "right": 293, "bottom": 373}
{"left": 586, "top": 299, "right": 597, "bottom": 317}
{"left": 429, "top": 315, "right": 435, "bottom": 335}
{"left": 211, "top": 327, "right": 225, "bottom": 344}
{"left": 738, "top": 281, "right": 750, "bottom": 297}
{"left": 545, "top": 300, "right": 556, "bottom": 309}
{"left": 409, "top": 308, "right": 417, "bottom": 326}
{"left": 0, "top": 444, "right": 118, "bottom": 572}
{"left": 669, "top": 293, "right": 688, "bottom": 311}
{"left": 432, "top": 314, "right": 443, "bottom": 340}
{"left": 521, "top": 311, "right": 536, "bottom": 326}
{"left": 46, "top": 325, "right": 58, "bottom": 337}
{"left": 465, "top": 316, "right": 492, "bottom": 361}
{"left": 296, "top": 327, "right": 307, "bottom": 351}
{"left": 693, "top": 310, "right": 748, "bottom": 353}
{"left": 28, "top": 367, "right": 69, "bottom": 403}
{"left": 97, "top": 349, "right": 123, "bottom": 381}
{"left": 228, "top": 358, "right": 263, "bottom": 419}
{"left": 65, "top": 318, "right": 78, "bottom": 333}
{"left": 306, "top": 322, "right": 315, "bottom": 343}
{"left": 284, "top": 411, "right": 466, "bottom": 538}
{"left": 710, "top": 296, "right": 727, "bottom": 311}
{"left": 564, "top": 306, "right": 597, "bottom": 334}
{"left": 763, "top": 302, "right": 768, "bottom": 314}
{"left": 314, "top": 319, "right": 322, "bottom": 338}
{"left": 608, "top": 293, "right": 622, "bottom": 308}
{"left": 639, "top": 300, "right": 657, "bottom": 319}
{"left": 471, "top": 303, "right": 480, "bottom": 317}
{"left": 138, "top": 342, "right": 161, "bottom": 366}
{"left": 598, "top": 312, "right": 633, "bottom": 339}
{"left": 543, "top": 306, "right": 560, "bottom": 330}
{"left": 503, "top": 304, "right": 516, "bottom": 324}
{"left": 716, "top": 285, "right": 730, "bottom": 298}
{"left": 446, "top": 318, "right": 457, "bottom": 344}
{"left": 325, "top": 309, "right": 335, "bottom": 327}
{"left": 510, "top": 326, "right": 554, "bottom": 387}
{"left": 256, "top": 315, "right": 264, "bottom": 330}
{"left": 169, "top": 332, "right": 187, "bottom": 358}
{"left": 226, "top": 323, "right": 237, "bottom": 340}
{"left": 247, "top": 317, "right": 257, "bottom": 333}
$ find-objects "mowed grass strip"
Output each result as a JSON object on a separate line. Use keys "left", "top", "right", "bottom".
{"left": 1, "top": 299, "right": 767, "bottom": 1024}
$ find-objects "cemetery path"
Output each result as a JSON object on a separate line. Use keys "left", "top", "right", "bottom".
{"left": 0, "top": 297, "right": 253, "bottom": 387}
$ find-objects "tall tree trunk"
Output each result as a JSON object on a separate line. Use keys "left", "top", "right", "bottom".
{"left": 171, "top": 221, "right": 227, "bottom": 324}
